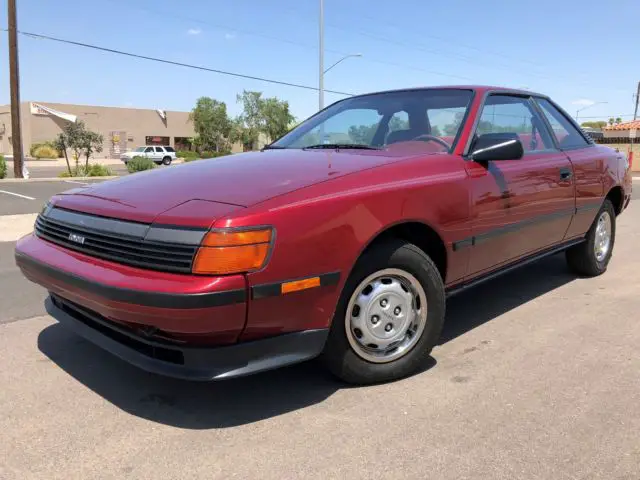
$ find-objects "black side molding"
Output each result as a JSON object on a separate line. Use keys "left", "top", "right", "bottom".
{"left": 16, "top": 252, "right": 246, "bottom": 309}
{"left": 446, "top": 238, "right": 584, "bottom": 297}
{"left": 252, "top": 272, "right": 341, "bottom": 299}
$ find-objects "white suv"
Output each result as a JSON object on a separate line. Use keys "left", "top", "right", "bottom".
{"left": 120, "top": 146, "right": 177, "bottom": 165}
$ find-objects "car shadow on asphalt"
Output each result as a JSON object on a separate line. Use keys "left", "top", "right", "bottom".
{"left": 37, "top": 253, "right": 576, "bottom": 430}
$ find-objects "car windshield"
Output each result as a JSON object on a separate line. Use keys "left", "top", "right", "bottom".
{"left": 271, "top": 89, "right": 474, "bottom": 153}
{"left": 134, "top": 147, "right": 145, "bottom": 152}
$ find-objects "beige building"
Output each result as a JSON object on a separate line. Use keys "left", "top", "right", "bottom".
{"left": 0, "top": 101, "right": 245, "bottom": 158}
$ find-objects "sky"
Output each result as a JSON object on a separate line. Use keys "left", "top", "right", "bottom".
{"left": 0, "top": 0, "right": 637, "bottom": 124}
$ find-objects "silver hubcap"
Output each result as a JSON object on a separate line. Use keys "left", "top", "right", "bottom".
{"left": 594, "top": 211, "right": 612, "bottom": 262}
{"left": 345, "top": 268, "right": 427, "bottom": 363}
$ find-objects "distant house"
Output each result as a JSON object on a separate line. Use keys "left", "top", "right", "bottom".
{"left": 602, "top": 120, "right": 640, "bottom": 140}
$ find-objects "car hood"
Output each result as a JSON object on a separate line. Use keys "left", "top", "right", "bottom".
{"left": 53, "top": 149, "right": 409, "bottom": 224}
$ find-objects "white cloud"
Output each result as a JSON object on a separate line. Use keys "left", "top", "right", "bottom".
{"left": 572, "top": 99, "right": 595, "bottom": 106}
{"left": 187, "top": 28, "right": 202, "bottom": 36}
{"left": 224, "top": 32, "right": 236, "bottom": 40}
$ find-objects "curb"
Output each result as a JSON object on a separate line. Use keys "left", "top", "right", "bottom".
{"left": 0, "top": 176, "right": 119, "bottom": 183}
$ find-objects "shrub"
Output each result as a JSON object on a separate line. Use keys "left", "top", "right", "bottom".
{"left": 177, "top": 150, "right": 199, "bottom": 160}
{"left": 30, "top": 141, "right": 61, "bottom": 158}
{"left": 184, "top": 150, "right": 231, "bottom": 162}
{"left": 33, "top": 145, "right": 59, "bottom": 159}
{"left": 126, "top": 156, "right": 156, "bottom": 173}
{"left": 84, "top": 164, "right": 113, "bottom": 176}
{"left": 0, "top": 155, "right": 6, "bottom": 179}
{"left": 58, "top": 164, "right": 113, "bottom": 178}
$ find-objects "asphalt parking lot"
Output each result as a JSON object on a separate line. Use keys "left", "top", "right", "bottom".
{"left": 0, "top": 181, "right": 639, "bottom": 479}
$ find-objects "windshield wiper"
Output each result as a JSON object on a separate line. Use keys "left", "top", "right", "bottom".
{"left": 262, "top": 144, "right": 287, "bottom": 150}
{"left": 303, "top": 143, "right": 380, "bottom": 150}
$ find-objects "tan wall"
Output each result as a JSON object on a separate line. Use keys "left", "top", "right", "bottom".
{"left": 0, "top": 102, "right": 249, "bottom": 157}
{"left": 24, "top": 102, "right": 195, "bottom": 158}
{"left": 603, "top": 129, "right": 635, "bottom": 139}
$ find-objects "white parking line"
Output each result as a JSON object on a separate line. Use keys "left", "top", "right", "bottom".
{"left": 0, "top": 190, "right": 35, "bottom": 200}
{"left": 63, "top": 180, "right": 88, "bottom": 185}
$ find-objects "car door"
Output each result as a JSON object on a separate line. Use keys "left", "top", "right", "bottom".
{"left": 534, "top": 97, "right": 605, "bottom": 239}
{"left": 144, "top": 146, "right": 154, "bottom": 160}
{"left": 464, "top": 93, "right": 575, "bottom": 276}
{"left": 154, "top": 147, "right": 166, "bottom": 162}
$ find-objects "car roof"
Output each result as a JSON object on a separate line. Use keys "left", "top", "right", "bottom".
{"left": 347, "top": 85, "right": 550, "bottom": 100}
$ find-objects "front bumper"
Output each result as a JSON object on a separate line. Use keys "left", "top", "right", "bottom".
{"left": 46, "top": 295, "right": 328, "bottom": 381}
{"left": 15, "top": 233, "right": 247, "bottom": 344}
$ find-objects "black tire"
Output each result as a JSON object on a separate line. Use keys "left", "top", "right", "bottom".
{"left": 566, "top": 199, "right": 616, "bottom": 277}
{"left": 162, "top": 156, "right": 172, "bottom": 166}
{"left": 322, "top": 239, "right": 445, "bottom": 384}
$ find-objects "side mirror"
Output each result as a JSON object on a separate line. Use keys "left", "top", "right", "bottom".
{"left": 470, "top": 133, "right": 524, "bottom": 162}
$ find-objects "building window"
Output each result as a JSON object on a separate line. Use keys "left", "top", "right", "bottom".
{"left": 174, "top": 137, "right": 194, "bottom": 151}
{"left": 145, "top": 136, "right": 170, "bottom": 146}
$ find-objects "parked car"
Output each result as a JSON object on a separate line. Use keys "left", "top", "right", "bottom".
{"left": 16, "top": 86, "right": 632, "bottom": 384}
{"left": 120, "top": 145, "right": 176, "bottom": 165}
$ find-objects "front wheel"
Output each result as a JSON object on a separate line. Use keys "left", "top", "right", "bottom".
{"left": 566, "top": 199, "right": 616, "bottom": 276}
{"left": 322, "top": 240, "right": 445, "bottom": 384}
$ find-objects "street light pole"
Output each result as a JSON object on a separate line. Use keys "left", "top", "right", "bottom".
{"left": 324, "top": 53, "right": 362, "bottom": 75}
{"left": 318, "top": 0, "right": 324, "bottom": 111}
{"left": 575, "top": 101, "right": 608, "bottom": 122}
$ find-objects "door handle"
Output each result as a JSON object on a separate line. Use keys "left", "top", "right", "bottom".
{"left": 559, "top": 168, "right": 572, "bottom": 181}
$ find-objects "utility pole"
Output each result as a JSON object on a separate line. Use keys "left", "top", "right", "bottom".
{"left": 633, "top": 81, "right": 640, "bottom": 121}
{"left": 318, "top": 0, "right": 324, "bottom": 111}
{"left": 8, "top": 0, "right": 24, "bottom": 178}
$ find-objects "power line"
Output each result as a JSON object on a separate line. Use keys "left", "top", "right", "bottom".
{"left": 104, "top": 0, "right": 353, "bottom": 58}
{"left": 576, "top": 114, "right": 635, "bottom": 119}
{"left": 10, "top": 30, "right": 354, "bottom": 97}
{"left": 101, "top": 0, "right": 474, "bottom": 83}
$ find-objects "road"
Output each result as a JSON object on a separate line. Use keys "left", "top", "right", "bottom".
{"left": 0, "top": 184, "right": 639, "bottom": 479}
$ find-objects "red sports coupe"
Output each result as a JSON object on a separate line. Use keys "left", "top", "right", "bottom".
{"left": 15, "top": 86, "right": 633, "bottom": 384}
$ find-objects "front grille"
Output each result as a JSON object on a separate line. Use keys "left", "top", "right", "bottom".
{"left": 35, "top": 213, "right": 198, "bottom": 273}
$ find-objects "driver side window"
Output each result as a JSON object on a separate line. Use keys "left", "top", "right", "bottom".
{"left": 476, "top": 95, "right": 553, "bottom": 153}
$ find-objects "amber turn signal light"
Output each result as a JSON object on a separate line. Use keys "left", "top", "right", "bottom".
{"left": 281, "top": 277, "right": 321, "bottom": 295}
{"left": 192, "top": 228, "right": 273, "bottom": 275}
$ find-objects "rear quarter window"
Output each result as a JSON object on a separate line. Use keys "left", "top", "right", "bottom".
{"left": 536, "top": 98, "right": 590, "bottom": 150}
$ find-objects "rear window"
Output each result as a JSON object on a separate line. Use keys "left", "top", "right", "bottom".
{"left": 164, "top": 147, "right": 175, "bottom": 152}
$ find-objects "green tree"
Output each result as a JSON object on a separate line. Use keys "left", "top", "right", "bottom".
{"left": 189, "top": 97, "right": 232, "bottom": 152}
{"left": 615, "top": 117, "right": 623, "bottom": 124}
{"left": 54, "top": 121, "right": 104, "bottom": 174}
{"left": 444, "top": 112, "right": 465, "bottom": 136}
{"left": 260, "top": 97, "right": 295, "bottom": 142}
{"left": 54, "top": 133, "right": 72, "bottom": 175}
{"left": 79, "top": 130, "right": 104, "bottom": 169}
{"left": 609, "top": 118, "right": 615, "bottom": 126}
{"left": 235, "top": 90, "right": 263, "bottom": 150}
{"left": 581, "top": 121, "right": 607, "bottom": 129}
{"left": 235, "top": 90, "right": 297, "bottom": 150}
{"left": 348, "top": 124, "right": 377, "bottom": 144}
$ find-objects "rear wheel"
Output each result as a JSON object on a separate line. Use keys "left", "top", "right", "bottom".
{"left": 162, "top": 156, "right": 172, "bottom": 165}
{"left": 566, "top": 199, "right": 616, "bottom": 276}
{"left": 323, "top": 240, "right": 445, "bottom": 384}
